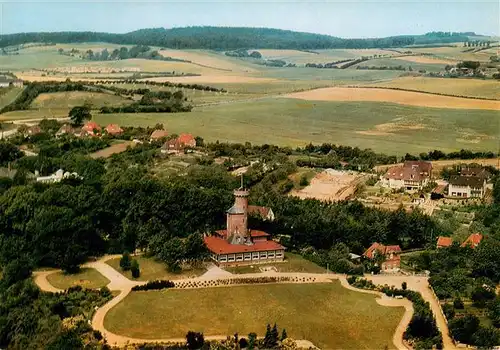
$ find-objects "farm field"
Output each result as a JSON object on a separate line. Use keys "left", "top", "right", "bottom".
{"left": 351, "top": 57, "right": 446, "bottom": 72}
{"left": 46, "top": 268, "right": 110, "bottom": 289}
{"left": 284, "top": 87, "right": 500, "bottom": 110}
{"left": 368, "top": 77, "right": 500, "bottom": 99}
{"left": 32, "top": 91, "right": 132, "bottom": 109}
{"left": 90, "top": 141, "right": 133, "bottom": 159}
{"left": 225, "top": 253, "right": 326, "bottom": 274}
{"left": 392, "top": 55, "right": 456, "bottom": 65}
{"left": 94, "top": 98, "right": 500, "bottom": 154}
{"left": 0, "top": 87, "right": 24, "bottom": 110}
{"left": 407, "top": 44, "right": 498, "bottom": 62}
{"left": 104, "top": 281, "right": 404, "bottom": 349}
{"left": 105, "top": 256, "right": 205, "bottom": 282}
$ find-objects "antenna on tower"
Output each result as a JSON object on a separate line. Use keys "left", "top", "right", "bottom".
{"left": 240, "top": 174, "right": 244, "bottom": 189}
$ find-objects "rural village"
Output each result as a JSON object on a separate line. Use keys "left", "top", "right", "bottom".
{"left": 0, "top": 5, "right": 500, "bottom": 350}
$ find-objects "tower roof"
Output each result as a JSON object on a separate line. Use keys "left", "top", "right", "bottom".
{"left": 227, "top": 204, "right": 245, "bottom": 214}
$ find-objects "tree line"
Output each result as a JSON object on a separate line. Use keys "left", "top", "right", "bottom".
{"left": 0, "top": 27, "right": 474, "bottom": 50}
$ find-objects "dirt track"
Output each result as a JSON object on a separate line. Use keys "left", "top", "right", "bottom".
{"left": 283, "top": 87, "right": 500, "bottom": 110}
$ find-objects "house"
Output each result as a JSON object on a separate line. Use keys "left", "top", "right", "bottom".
{"left": 247, "top": 205, "right": 275, "bottom": 221}
{"left": 363, "top": 242, "right": 402, "bottom": 271}
{"left": 448, "top": 175, "right": 486, "bottom": 198}
{"left": 204, "top": 188, "right": 285, "bottom": 266}
{"left": 381, "top": 161, "right": 432, "bottom": 190}
{"left": 0, "top": 76, "right": 23, "bottom": 88}
{"left": 150, "top": 129, "right": 169, "bottom": 141}
{"left": 436, "top": 236, "right": 453, "bottom": 249}
{"left": 460, "top": 233, "right": 483, "bottom": 248}
{"left": 460, "top": 167, "right": 491, "bottom": 180}
{"left": 36, "top": 169, "right": 81, "bottom": 183}
{"left": 26, "top": 125, "right": 42, "bottom": 136}
{"left": 56, "top": 124, "right": 75, "bottom": 136}
{"left": 160, "top": 133, "right": 197, "bottom": 154}
{"left": 81, "top": 121, "right": 101, "bottom": 136}
{"left": 105, "top": 124, "right": 123, "bottom": 135}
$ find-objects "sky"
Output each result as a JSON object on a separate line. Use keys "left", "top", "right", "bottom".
{"left": 0, "top": 0, "right": 498, "bottom": 38}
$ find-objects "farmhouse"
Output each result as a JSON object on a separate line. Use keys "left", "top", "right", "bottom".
{"left": 381, "top": 161, "right": 432, "bottom": 190}
{"left": 460, "top": 233, "right": 483, "bottom": 248}
{"left": 460, "top": 167, "right": 491, "bottom": 180}
{"left": 161, "top": 133, "right": 197, "bottom": 154}
{"left": 81, "top": 121, "right": 102, "bottom": 137}
{"left": 436, "top": 236, "right": 453, "bottom": 249}
{"left": 150, "top": 129, "right": 169, "bottom": 141}
{"left": 56, "top": 124, "right": 76, "bottom": 137}
{"left": 363, "top": 242, "right": 402, "bottom": 271}
{"left": 105, "top": 124, "right": 124, "bottom": 135}
{"left": 248, "top": 205, "right": 275, "bottom": 221}
{"left": 0, "top": 76, "right": 23, "bottom": 88}
{"left": 448, "top": 175, "right": 486, "bottom": 198}
{"left": 204, "top": 187, "right": 285, "bottom": 266}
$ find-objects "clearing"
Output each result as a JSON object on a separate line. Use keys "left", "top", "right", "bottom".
{"left": 94, "top": 98, "right": 500, "bottom": 155}
{"left": 46, "top": 267, "right": 110, "bottom": 290}
{"left": 90, "top": 141, "right": 134, "bottom": 159}
{"left": 369, "top": 77, "right": 500, "bottom": 100}
{"left": 225, "top": 253, "right": 326, "bottom": 274}
{"left": 290, "top": 169, "right": 367, "bottom": 201}
{"left": 105, "top": 255, "right": 205, "bottom": 282}
{"left": 104, "top": 281, "right": 403, "bottom": 349}
{"left": 283, "top": 87, "right": 500, "bottom": 110}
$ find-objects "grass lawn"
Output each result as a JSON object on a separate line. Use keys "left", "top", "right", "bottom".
{"left": 94, "top": 98, "right": 500, "bottom": 155}
{"left": 105, "top": 281, "right": 403, "bottom": 349}
{"left": 32, "top": 91, "right": 132, "bottom": 109}
{"left": 0, "top": 87, "right": 24, "bottom": 110}
{"left": 46, "top": 268, "right": 110, "bottom": 289}
{"left": 225, "top": 253, "right": 326, "bottom": 274}
{"left": 106, "top": 255, "right": 205, "bottom": 281}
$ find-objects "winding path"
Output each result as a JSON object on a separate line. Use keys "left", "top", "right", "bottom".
{"left": 34, "top": 256, "right": 454, "bottom": 349}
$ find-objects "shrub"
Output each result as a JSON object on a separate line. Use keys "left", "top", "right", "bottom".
{"left": 453, "top": 297, "right": 464, "bottom": 309}
{"left": 131, "top": 259, "right": 140, "bottom": 279}
{"left": 186, "top": 331, "right": 204, "bottom": 350}
{"left": 131, "top": 280, "right": 175, "bottom": 291}
{"left": 120, "top": 252, "right": 132, "bottom": 271}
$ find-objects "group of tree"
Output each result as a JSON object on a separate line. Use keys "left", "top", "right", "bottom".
{"left": 356, "top": 65, "right": 408, "bottom": 71}
{"left": 463, "top": 41, "right": 491, "bottom": 47}
{"left": 0, "top": 27, "right": 475, "bottom": 50}
{"left": 224, "top": 49, "right": 262, "bottom": 58}
{"left": 119, "top": 252, "right": 140, "bottom": 278}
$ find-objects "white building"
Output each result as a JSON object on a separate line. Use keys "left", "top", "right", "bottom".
{"left": 448, "top": 176, "right": 486, "bottom": 198}
{"left": 381, "top": 161, "right": 432, "bottom": 190}
{"left": 36, "top": 169, "right": 81, "bottom": 183}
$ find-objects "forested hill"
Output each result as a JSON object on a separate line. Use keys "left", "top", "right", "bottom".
{"left": 0, "top": 27, "right": 479, "bottom": 50}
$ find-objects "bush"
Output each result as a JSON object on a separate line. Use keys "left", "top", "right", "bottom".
{"left": 453, "top": 297, "right": 464, "bottom": 309}
{"left": 186, "top": 331, "right": 204, "bottom": 350}
{"left": 131, "top": 280, "right": 175, "bottom": 291}
{"left": 131, "top": 259, "right": 140, "bottom": 278}
{"left": 120, "top": 252, "right": 132, "bottom": 271}
{"left": 442, "top": 303, "right": 455, "bottom": 320}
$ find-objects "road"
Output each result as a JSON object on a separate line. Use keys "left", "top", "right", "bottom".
{"left": 32, "top": 255, "right": 455, "bottom": 349}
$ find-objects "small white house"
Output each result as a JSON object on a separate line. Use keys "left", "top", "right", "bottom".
{"left": 36, "top": 169, "right": 81, "bottom": 183}
{"left": 448, "top": 175, "right": 486, "bottom": 198}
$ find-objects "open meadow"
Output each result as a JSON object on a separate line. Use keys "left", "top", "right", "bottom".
{"left": 94, "top": 98, "right": 500, "bottom": 154}
{"left": 104, "top": 281, "right": 404, "bottom": 349}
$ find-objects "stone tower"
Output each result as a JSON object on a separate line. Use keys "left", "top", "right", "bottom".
{"left": 226, "top": 188, "right": 250, "bottom": 239}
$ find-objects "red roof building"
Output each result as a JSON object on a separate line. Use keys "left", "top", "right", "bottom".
{"left": 461, "top": 233, "right": 483, "bottom": 248}
{"left": 437, "top": 236, "right": 453, "bottom": 249}
{"left": 204, "top": 189, "right": 284, "bottom": 266}
{"left": 178, "top": 133, "right": 196, "bottom": 148}
{"left": 248, "top": 205, "right": 275, "bottom": 221}
{"left": 381, "top": 161, "right": 432, "bottom": 191}
{"left": 81, "top": 121, "right": 101, "bottom": 136}
{"left": 105, "top": 124, "right": 123, "bottom": 135}
{"left": 161, "top": 133, "right": 197, "bottom": 154}
{"left": 363, "top": 242, "right": 402, "bottom": 271}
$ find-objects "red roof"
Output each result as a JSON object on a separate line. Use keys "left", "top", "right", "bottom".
{"left": 384, "top": 161, "right": 432, "bottom": 182}
{"left": 82, "top": 121, "right": 101, "bottom": 132}
{"left": 437, "top": 236, "right": 453, "bottom": 248}
{"left": 204, "top": 235, "right": 284, "bottom": 254}
{"left": 215, "top": 229, "right": 270, "bottom": 239}
{"left": 150, "top": 129, "right": 169, "bottom": 140}
{"left": 178, "top": 133, "right": 196, "bottom": 146}
{"left": 106, "top": 124, "right": 123, "bottom": 134}
{"left": 461, "top": 233, "right": 483, "bottom": 248}
{"left": 364, "top": 242, "right": 401, "bottom": 259}
{"left": 248, "top": 205, "right": 271, "bottom": 218}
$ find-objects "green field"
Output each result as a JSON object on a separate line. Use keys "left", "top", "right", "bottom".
{"left": 32, "top": 91, "right": 132, "bottom": 109}
{"left": 94, "top": 98, "right": 500, "bottom": 154}
{"left": 0, "top": 87, "right": 24, "bottom": 110}
{"left": 105, "top": 281, "right": 403, "bottom": 349}
{"left": 351, "top": 57, "right": 446, "bottom": 73}
{"left": 46, "top": 268, "right": 110, "bottom": 289}
{"left": 106, "top": 256, "right": 205, "bottom": 281}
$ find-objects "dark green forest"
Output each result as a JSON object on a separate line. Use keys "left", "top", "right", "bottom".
{"left": 0, "top": 27, "right": 478, "bottom": 50}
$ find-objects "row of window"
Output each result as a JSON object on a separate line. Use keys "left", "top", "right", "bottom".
{"left": 215, "top": 251, "right": 284, "bottom": 263}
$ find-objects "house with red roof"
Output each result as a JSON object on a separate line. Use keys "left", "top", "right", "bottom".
{"left": 81, "top": 121, "right": 101, "bottom": 137}
{"left": 204, "top": 188, "right": 285, "bottom": 266}
{"left": 161, "top": 133, "right": 197, "bottom": 154}
{"left": 248, "top": 205, "right": 275, "bottom": 221}
{"left": 177, "top": 133, "right": 196, "bottom": 148}
{"left": 363, "top": 242, "right": 402, "bottom": 271}
{"left": 381, "top": 161, "right": 432, "bottom": 191}
{"left": 460, "top": 233, "right": 483, "bottom": 249}
{"left": 437, "top": 236, "right": 453, "bottom": 249}
{"left": 105, "top": 124, "right": 124, "bottom": 135}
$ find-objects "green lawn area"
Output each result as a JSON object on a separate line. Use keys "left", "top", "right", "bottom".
{"left": 106, "top": 255, "right": 205, "bottom": 281}
{"left": 225, "top": 253, "right": 326, "bottom": 274}
{"left": 0, "top": 87, "right": 24, "bottom": 110}
{"left": 46, "top": 268, "right": 110, "bottom": 289}
{"left": 32, "top": 91, "right": 132, "bottom": 109}
{"left": 105, "top": 281, "right": 403, "bottom": 349}
{"left": 94, "top": 98, "right": 500, "bottom": 155}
